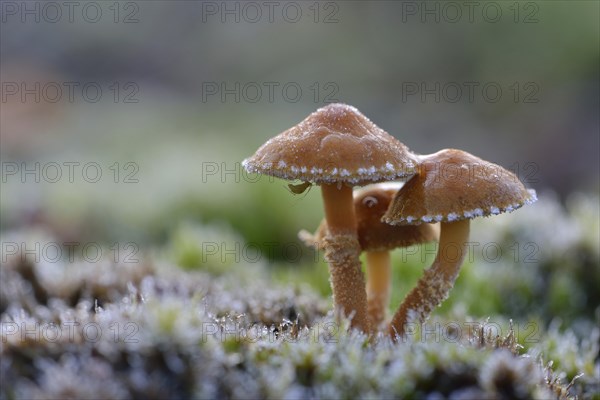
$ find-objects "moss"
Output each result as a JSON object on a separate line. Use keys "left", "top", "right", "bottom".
{"left": 2, "top": 192, "right": 598, "bottom": 399}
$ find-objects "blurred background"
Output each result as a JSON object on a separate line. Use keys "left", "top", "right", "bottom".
{"left": 1, "top": 1, "right": 598, "bottom": 324}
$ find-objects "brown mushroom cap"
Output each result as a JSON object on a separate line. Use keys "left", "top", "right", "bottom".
{"left": 242, "top": 103, "right": 417, "bottom": 185}
{"left": 383, "top": 149, "right": 537, "bottom": 225}
{"left": 300, "top": 183, "right": 438, "bottom": 251}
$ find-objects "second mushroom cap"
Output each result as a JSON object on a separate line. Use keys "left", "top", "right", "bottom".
{"left": 383, "top": 149, "right": 537, "bottom": 225}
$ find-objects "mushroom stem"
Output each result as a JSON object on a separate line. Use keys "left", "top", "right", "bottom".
{"left": 320, "top": 183, "right": 356, "bottom": 234}
{"left": 320, "top": 183, "right": 370, "bottom": 333}
{"left": 389, "top": 220, "right": 470, "bottom": 340}
{"left": 366, "top": 250, "right": 392, "bottom": 329}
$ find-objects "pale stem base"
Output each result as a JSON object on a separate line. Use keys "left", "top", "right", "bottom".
{"left": 366, "top": 250, "right": 392, "bottom": 330}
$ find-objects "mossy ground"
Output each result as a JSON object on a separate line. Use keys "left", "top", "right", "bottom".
{"left": 1, "top": 193, "right": 598, "bottom": 399}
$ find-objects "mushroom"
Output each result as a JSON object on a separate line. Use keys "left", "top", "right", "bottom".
{"left": 243, "top": 103, "right": 417, "bottom": 332}
{"left": 300, "top": 182, "right": 438, "bottom": 329}
{"left": 382, "top": 148, "right": 537, "bottom": 339}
